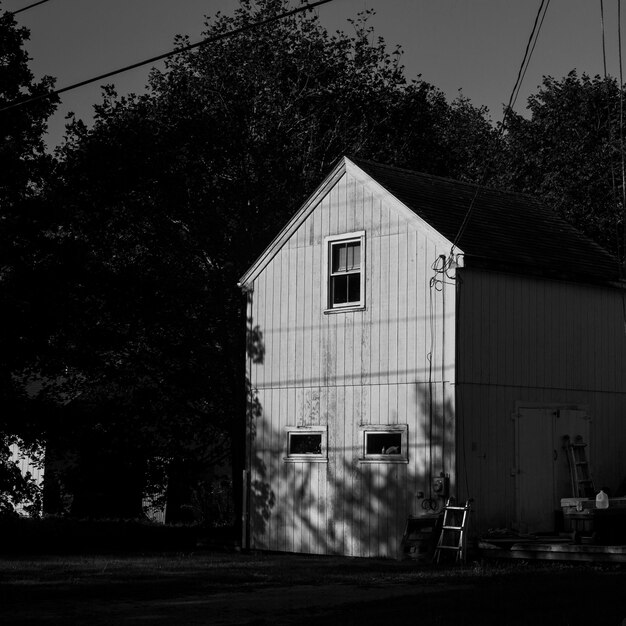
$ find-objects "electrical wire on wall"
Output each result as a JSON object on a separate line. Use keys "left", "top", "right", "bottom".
{"left": 424, "top": 0, "right": 552, "bottom": 507}
{"left": 430, "top": 0, "right": 552, "bottom": 307}
{"left": 422, "top": 279, "right": 438, "bottom": 511}
{"left": 449, "top": 0, "right": 551, "bottom": 260}
{"left": 421, "top": 256, "right": 460, "bottom": 512}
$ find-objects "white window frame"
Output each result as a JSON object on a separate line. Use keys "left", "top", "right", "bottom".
{"left": 284, "top": 426, "right": 328, "bottom": 463}
{"left": 324, "top": 231, "right": 365, "bottom": 312}
{"left": 359, "top": 424, "right": 408, "bottom": 464}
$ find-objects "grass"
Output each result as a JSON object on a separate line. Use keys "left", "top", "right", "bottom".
{"left": 2, "top": 551, "right": 626, "bottom": 625}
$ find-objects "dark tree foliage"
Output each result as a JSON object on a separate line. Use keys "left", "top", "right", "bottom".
{"left": 502, "top": 71, "right": 626, "bottom": 259}
{"left": 37, "top": 1, "right": 497, "bottom": 518}
{"left": 10, "top": 1, "right": 626, "bottom": 524}
{"left": 0, "top": 6, "right": 57, "bottom": 515}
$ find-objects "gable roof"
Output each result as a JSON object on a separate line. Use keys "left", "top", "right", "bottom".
{"left": 351, "top": 158, "right": 620, "bottom": 285}
{"left": 240, "top": 156, "right": 622, "bottom": 287}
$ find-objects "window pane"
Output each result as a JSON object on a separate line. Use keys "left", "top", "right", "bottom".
{"left": 329, "top": 238, "right": 362, "bottom": 308}
{"left": 366, "top": 432, "right": 402, "bottom": 455}
{"left": 346, "top": 241, "right": 360, "bottom": 270}
{"left": 332, "top": 243, "right": 347, "bottom": 272}
{"left": 347, "top": 273, "right": 360, "bottom": 303}
{"left": 331, "top": 274, "right": 348, "bottom": 304}
{"left": 290, "top": 433, "right": 322, "bottom": 455}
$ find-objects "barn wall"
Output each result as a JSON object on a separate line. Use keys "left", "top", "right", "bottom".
{"left": 456, "top": 268, "right": 626, "bottom": 532}
{"left": 246, "top": 170, "right": 456, "bottom": 556}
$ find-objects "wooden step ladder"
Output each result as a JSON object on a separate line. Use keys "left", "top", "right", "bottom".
{"left": 433, "top": 498, "right": 472, "bottom": 564}
{"left": 563, "top": 435, "right": 595, "bottom": 498}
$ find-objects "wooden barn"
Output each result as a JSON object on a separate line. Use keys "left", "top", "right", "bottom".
{"left": 239, "top": 156, "right": 626, "bottom": 557}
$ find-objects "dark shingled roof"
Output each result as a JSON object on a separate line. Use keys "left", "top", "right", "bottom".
{"left": 352, "top": 158, "right": 621, "bottom": 286}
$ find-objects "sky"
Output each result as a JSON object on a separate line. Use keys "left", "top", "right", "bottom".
{"left": 4, "top": 0, "right": 625, "bottom": 150}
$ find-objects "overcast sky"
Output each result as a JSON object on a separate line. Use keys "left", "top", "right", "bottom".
{"left": 5, "top": 0, "right": 624, "bottom": 150}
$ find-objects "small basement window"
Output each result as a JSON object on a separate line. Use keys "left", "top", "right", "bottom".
{"left": 366, "top": 432, "right": 402, "bottom": 455}
{"left": 290, "top": 433, "right": 322, "bottom": 455}
{"left": 325, "top": 232, "right": 365, "bottom": 311}
{"left": 284, "top": 427, "right": 327, "bottom": 462}
{"left": 359, "top": 425, "right": 408, "bottom": 463}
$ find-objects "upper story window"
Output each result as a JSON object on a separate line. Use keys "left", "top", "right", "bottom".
{"left": 325, "top": 231, "right": 365, "bottom": 311}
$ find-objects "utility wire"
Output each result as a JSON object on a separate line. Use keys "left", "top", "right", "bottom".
{"left": 451, "top": 0, "right": 551, "bottom": 251}
{"left": 607, "top": 0, "right": 626, "bottom": 336}
{"left": 507, "top": 0, "right": 549, "bottom": 115}
{"left": 601, "top": 0, "right": 609, "bottom": 77}
{"left": 600, "top": 0, "right": 622, "bottom": 267}
{"left": 7, "top": 0, "right": 51, "bottom": 16}
{"left": 510, "top": 0, "right": 550, "bottom": 112}
{"left": 435, "top": 0, "right": 552, "bottom": 504}
{"left": 0, "top": 0, "right": 337, "bottom": 113}
{"left": 617, "top": 0, "right": 626, "bottom": 261}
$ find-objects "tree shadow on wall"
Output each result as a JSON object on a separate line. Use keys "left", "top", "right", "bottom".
{"left": 246, "top": 318, "right": 265, "bottom": 365}
{"left": 246, "top": 378, "right": 456, "bottom": 557}
{"left": 245, "top": 320, "right": 275, "bottom": 541}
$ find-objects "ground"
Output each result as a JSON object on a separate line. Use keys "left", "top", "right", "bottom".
{"left": 1, "top": 551, "right": 626, "bottom": 625}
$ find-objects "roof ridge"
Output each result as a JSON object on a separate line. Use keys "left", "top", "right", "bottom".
{"left": 349, "top": 156, "right": 619, "bottom": 284}
{"left": 350, "top": 156, "right": 618, "bottom": 257}
{"left": 349, "top": 156, "right": 544, "bottom": 204}
{"left": 241, "top": 155, "right": 621, "bottom": 288}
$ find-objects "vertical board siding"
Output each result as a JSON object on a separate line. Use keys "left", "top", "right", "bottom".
{"left": 457, "top": 383, "right": 626, "bottom": 533}
{"left": 458, "top": 269, "right": 626, "bottom": 392}
{"left": 8, "top": 444, "right": 44, "bottom": 515}
{"left": 9, "top": 444, "right": 44, "bottom": 485}
{"left": 457, "top": 269, "right": 626, "bottom": 533}
{"left": 248, "top": 172, "right": 456, "bottom": 556}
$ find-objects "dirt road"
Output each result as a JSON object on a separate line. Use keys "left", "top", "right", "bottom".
{"left": 2, "top": 552, "right": 626, "bottom": 625}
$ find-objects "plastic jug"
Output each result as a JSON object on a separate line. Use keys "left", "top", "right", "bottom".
{"left": 596, "top": 490, "right": 609, "bottom": 509}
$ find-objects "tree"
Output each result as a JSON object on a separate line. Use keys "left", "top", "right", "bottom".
{"left": 42, "top": 0, "right": 497, "bottom": 520}
{"left": 502, "top": 71, "right": 626, "bottom": 259}
{"left": 0, "top": 6, "right": 58, "bottom": 515}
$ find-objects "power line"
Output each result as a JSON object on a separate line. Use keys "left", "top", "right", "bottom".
{"left": 601, "top": 0, "right": 626, "bottom": 335}
{"left": 617, "top": 0, "right": 626, "bottom": 271}
{"left": 451, "top": 0, "right": 551, "bottom": 251}
{"left": 600, "top": 0, "right": 621, "bottom": 266}
{"left": 7, "top": 0, "right": 51, "bottom": 16}
{"left": 600, "top": 0, "right": 610, "bottom": 77}
{"left": 618, "top": 0, "right": 626, "bottom": 270}
{"left": 506, "top": 0, "right": 548, "bottom": 115}
{"left": 0, "top": 0, "right": 337, "bottom": 114}
{"left": 510, "top": 0, "right": 550, "bottom": 112}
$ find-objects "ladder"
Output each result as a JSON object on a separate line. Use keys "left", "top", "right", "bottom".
{"left": 433, "top": 498, "right": 472, "bottom": 564}
{"left": 563, "top": 435, "right": 595, "bottom": 498}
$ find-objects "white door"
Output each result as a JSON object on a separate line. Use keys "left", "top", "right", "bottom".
{"left": 516, "top": 407, "right": 590, "bottom": 534}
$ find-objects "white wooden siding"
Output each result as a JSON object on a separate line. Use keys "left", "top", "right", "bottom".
{"left": 247, "top": 171, "right": 456, "bottom": 556}
{"left": 456, "top": 268, "right": 626, "bottom": 532}
{"left": 8, "top": 444, "right": 44, "bottom": 515}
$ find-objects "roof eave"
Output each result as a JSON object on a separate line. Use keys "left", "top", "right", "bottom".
{"left": 463, "top": 254, "right": 624, "bottom": 288}
{"left": 238, "top": 157, "right": 349, "bottom": 288}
